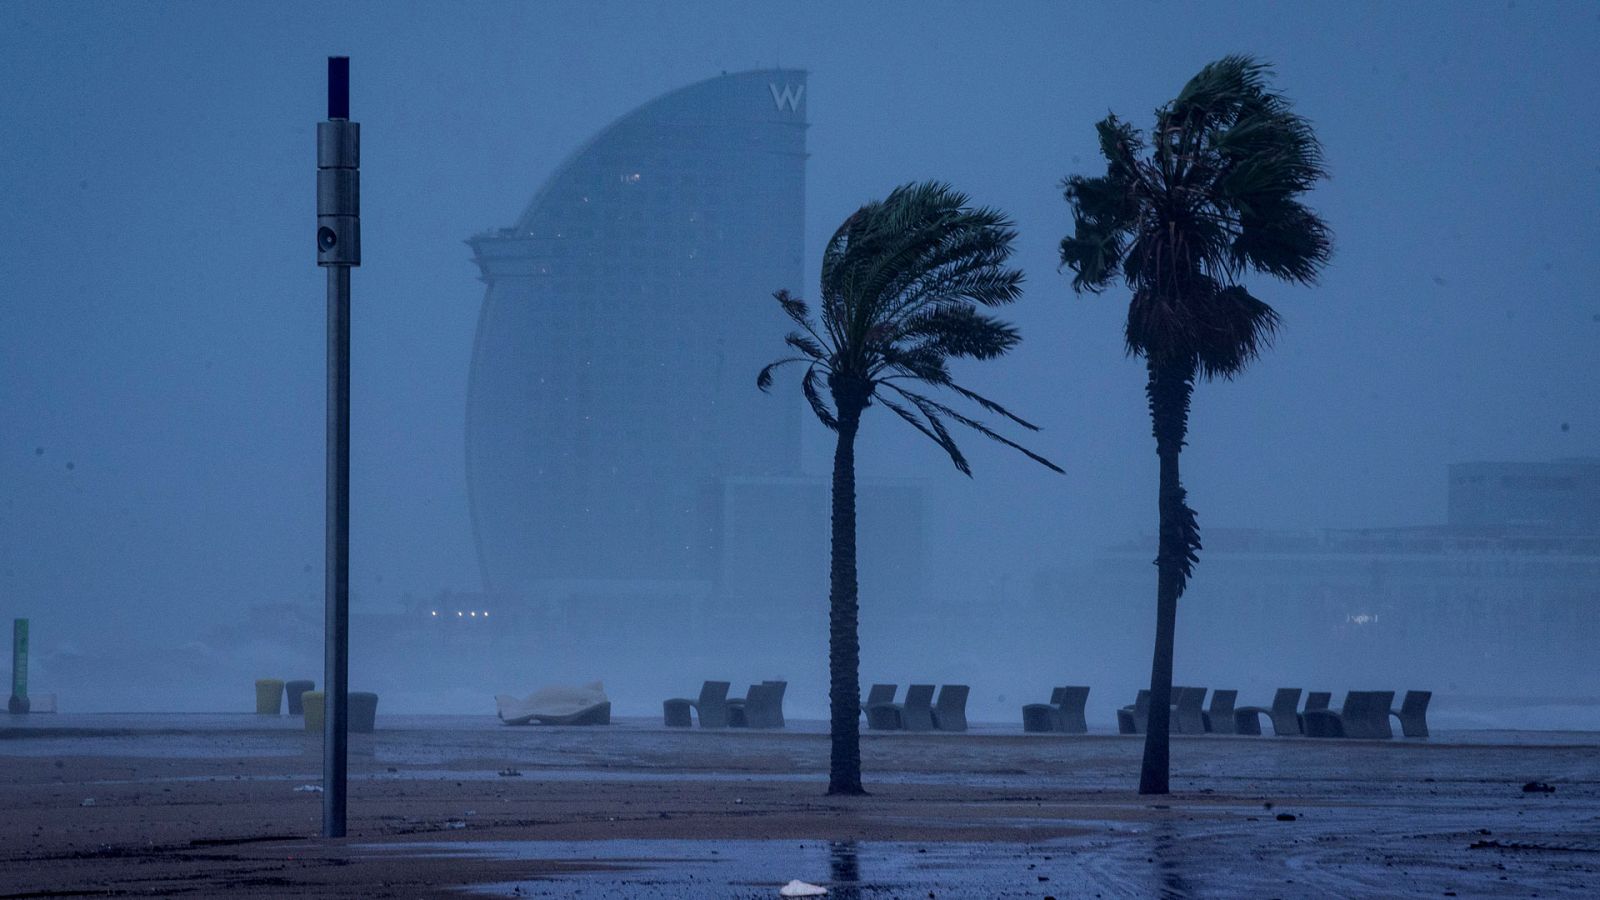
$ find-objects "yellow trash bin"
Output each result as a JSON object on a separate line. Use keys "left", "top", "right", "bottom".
{"left": 255, "top": 679, "right": 284, "bottom": 715}
{"left": 302, "top": 691, "right": 325, "bottom": 731}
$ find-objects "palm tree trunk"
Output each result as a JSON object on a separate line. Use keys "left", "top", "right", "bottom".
{"left": 1139, "top": 359, "right": 1197, "bottom": 796}
{"left": 827, "top": 400, "right": 867, "bottom": 795}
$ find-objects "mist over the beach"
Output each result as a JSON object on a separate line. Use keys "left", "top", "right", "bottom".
{"left": 3, "top": 1, "right": 1597, "bottom": 728}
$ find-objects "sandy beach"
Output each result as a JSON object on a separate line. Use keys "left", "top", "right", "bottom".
{"left": 2, "top": 714, "right": 1597, "bottom": 898}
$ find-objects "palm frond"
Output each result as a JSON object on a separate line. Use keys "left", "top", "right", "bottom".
{"left": 756, "top": 356, "right": 810, "bottom": 393}
{"left": 875, "top": 391, "right": 971, "bottom": 476}
{"left": 773, "top": 289, "right": 810, "bottom": 327}
{"left": 784, "top": 331, "right": 827, "bottom": 361}
{"left": 763, "top": 180, "right": 1058, "bottom": 474}
{"left": 801, "top": 364, "right": 838, "bottom": 431}
{"left": 941, "top": 381, "right": 1042, "bottom": 431}
{"left": 888, "top": 384, "right": 1063, "bottom": 474}
{"left": 1062, "top": 55, "right": 1330, "bottom": 379}
{"left": 1230, "top": 200, "right": 1331, "bottom": 285}
{"left": 895, "top": 305, "right": 1020, "bottom": 361}
{"left": 1192, "top": 285, "right": 1281, "bottom": 380}
{"left": 1095, "top": 113, "right": 1146, "bottom": 183}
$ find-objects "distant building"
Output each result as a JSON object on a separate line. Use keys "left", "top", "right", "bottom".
{"left": 1447, "top": 458, "right": 1600, "bottom": 531}
{"left": 462, "top": 71, "right": 923, "bottom": 644}
{"left": 1026, "top": 458, "right": 1600, "bottom": 701}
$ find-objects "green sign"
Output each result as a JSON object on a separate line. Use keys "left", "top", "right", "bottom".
{"left": 10, "top": 618, "right": 26, "bottom": 702}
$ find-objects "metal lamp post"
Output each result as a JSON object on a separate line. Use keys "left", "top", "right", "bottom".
{"left": 317, "top": 55, "right": 359, "bottom": 839}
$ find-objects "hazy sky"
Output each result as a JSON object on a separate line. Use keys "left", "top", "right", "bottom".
{"left": 3, "top": 1, "right": 1597, "bottom": 652}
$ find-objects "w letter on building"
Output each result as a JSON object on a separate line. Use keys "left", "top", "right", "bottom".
{"left": 769, "top": 83, "right": 805, "bottom": 112}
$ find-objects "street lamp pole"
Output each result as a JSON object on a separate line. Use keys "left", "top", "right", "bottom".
{"left": 316, "top": 55, "right": 359, "bottom": 839}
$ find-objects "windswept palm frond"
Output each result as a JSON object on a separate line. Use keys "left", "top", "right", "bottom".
{"left": 800, "top": 365, "right": 838, "bottom": 431}
{"left": 762, "top": 180, "right": 1060, "bottom": 476}
{"left": 883, "top": 383, "right": 1064, "bottom": 475}
{"left": 1062, "top": 55, "right": 1331, "bottom": 380}
{"left": 784, "top": 332, "right": 828, "bottom": 362}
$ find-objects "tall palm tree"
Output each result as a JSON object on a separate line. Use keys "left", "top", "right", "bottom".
{"left": 1059, "top": 56, "right": 1332, "bottom": 795}
{"left": 760, "top": 181, "right": 1061, "bottom": 795}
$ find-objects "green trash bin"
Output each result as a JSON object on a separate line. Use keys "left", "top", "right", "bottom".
{"left": 302, "top": 691, "right": 325, "bottom": 732}
{"left": 255, "top": 679, "right": 284, "bottom": 715}
{"left": 302, "top": 691, "right": 377, "bottom": 733}
{"left": 350, "top": 692, "right": 379, "bottom": 733}
{"left": 285, "top": 680, "right": 316, "bottom": 715}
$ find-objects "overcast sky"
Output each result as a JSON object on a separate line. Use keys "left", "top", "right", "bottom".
{"left": 3, "top": 1, "right": 1596, "bottom": 656}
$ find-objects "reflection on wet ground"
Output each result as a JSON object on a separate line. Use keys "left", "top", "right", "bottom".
{"left": 366, "top": 792, "right": 1600, "bottom": 900}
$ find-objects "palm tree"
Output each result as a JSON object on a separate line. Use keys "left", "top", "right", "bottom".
{"left": 1059, "top": 56, "right": 1332, "bottom": 795}
{"left": 760, "top": 181, "right": 1061, "bottom": 795}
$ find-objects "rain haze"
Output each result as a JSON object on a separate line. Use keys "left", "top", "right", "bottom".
{"left": 3, "top": 0, "right": 1597, "bottom": 731}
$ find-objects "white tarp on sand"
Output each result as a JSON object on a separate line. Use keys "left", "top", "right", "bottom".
{"left": 496, "top": 681, "right": 609, "bottom": 725}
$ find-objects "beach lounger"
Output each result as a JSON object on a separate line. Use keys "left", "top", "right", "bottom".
{"left": 1346, "top": 690, "right": 1395, "bottom": 739}
{"left": 1022, "top": 688, "right": 1063, "bottom": 733}
{"left": 1302, "top": 691, "right": 1395, "bottom": 739}
{"left": 1203, "top": 689, "right": 1237, "bottom": 734}
{"left": 1173, "top": 686, "right": 1208, "bottom": 735}
{"left": 728, "top": 680, "right": 787, "bottom": 729}
{"left": 861, "top": 683, "right": 897, "bottom": 727}
{"left": 862, "top": 683, "right": 896, "bottom": 712}
{"left": 867, "top": 683, "right": 934, "bottom": 731}
{"left": 1022, "top": 686, "right": 1090, "bottom": 734}
{"left": 759, "top": 680, "right": 788, "bottom": 729}
{"left": 726, "top": 684, "right": 754, "bottom": 726}
{"left": 1233, "top": 688, "right": 1303, "bottom": 736}
{"left": 1298, "top": 691, "right": 1332, "bottom": 732}
{"left": 497, "top": 682, "right": 612, "bottom": 726}
{"left": 1391, "top": 690, "right": 1431, "bottom": 738}
{"left": 1117, "top": 689, "right": 1151, "bottom": 735}
{"left": 662, "top": 680, "right": 730, "bottom": 728}
{"left": 931, "top": 684, "right": 969, "bottom": 732}
{"left": 1056, "top": 685, "right": 1091, "bottom": 733}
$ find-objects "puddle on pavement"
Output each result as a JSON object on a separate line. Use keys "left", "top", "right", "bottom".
{"left": 358, "top": 797, "right": 1600, "bottom": 900}
{"left": 365, "top": 838, "right": 1093, "bottom": 899}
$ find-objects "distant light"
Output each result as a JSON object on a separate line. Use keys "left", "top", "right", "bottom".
{"left": 469, "top": 611, "right": 477, "bottom": 617}
{"left": 457, "top": 611, "right": 464, "bottom": 617}
{"left": 483, "top": 611, "right": 489, "bottom": 618}
{"left": 431, "top": 610, "right": 437, "bottom": 617}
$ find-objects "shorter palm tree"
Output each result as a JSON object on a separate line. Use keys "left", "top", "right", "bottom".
{"left": 760, "top": 181, "right": 1061, "bottom": 795}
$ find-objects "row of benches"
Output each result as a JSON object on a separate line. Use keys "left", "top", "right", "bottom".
{"left": 660, "top": 681, "right": 1432, "bottom": 738}
{"left": 862, "top": 683, "right": 968, "bottom": 731}
{"left": 663, "top": 680, "right": 788, "bottom": 728}
{"left": 662, "top": 681, "right": 974, "bottom": 731}
{"left": 1068, "top": 685, "right": 1433, "bottom": 736}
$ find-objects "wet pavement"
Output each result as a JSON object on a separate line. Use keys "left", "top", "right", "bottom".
{"left": 4, "top": 714, "right": 1599, "bottom": 897}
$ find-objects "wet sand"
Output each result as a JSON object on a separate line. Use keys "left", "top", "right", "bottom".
{"left": 2, "top": 715, "right": 1597, "bottom": 898}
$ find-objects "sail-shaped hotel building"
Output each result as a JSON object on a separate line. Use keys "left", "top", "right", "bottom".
{"left": 465, "top": 71, "right": 821, "bottom": 621}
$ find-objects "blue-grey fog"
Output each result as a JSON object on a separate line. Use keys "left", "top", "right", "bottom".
{"left": 2, "top": 2, "right": 1596, "bottom": 729}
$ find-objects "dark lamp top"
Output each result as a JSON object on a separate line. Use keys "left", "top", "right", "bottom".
{"left": 328, "top": 56, "right": 349, "bottom": 119}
